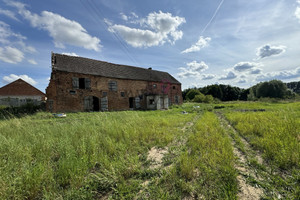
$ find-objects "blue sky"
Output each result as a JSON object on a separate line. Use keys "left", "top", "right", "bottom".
{"left": 0, "top": 0, "right": 299, "bottom": 92}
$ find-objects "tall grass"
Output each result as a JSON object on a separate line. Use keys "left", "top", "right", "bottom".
{"left": 225, "top": 102, "right": 300, "bottom": 199}
{"left": 1, "top": 101, "right": 298, "bottom": 199}
{"left": 225, "top": 105, "right": 300, "bottom": 170}
{"left": 144, "top": 112, "right": 238, "bottom": 199}
{"left": 0, "top": 109, "right": 195, "bottom": 199}
{"left": 184, "top": 112, "right": 237, "bottom": 199}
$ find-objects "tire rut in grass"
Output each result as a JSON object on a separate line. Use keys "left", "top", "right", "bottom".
{"left": 134, "top": 115, "right": 199, "bottom": 199}
{"left": 217, "top": 112, "right": 291, "bottom": 199}
{"left": 216, "top": 112, "right": 264, "bottom": 200}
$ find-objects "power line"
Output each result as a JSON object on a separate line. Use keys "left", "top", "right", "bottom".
{"left": 80, "top": 0, "right": 140, "bottom": 66}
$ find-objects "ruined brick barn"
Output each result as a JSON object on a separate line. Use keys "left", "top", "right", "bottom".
{"left": 46, "top": 53, "right": 182, "bottom": 112}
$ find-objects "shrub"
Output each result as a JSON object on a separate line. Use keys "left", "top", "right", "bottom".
{"left": 193, "top": 93, "right": 206, "bottom": 103}
{"left": 186, "top": 89, "right": 201, "bottom": 101}
{"left": 204, "top": 95, "right": 214, "bottom": 103}
{"left": 0, "top": 103, "right": 44, "bottom": 120}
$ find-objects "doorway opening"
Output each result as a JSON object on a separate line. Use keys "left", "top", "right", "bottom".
{"left": 93, "top": 96, "right": 99, "bottom": 111}
{"left": 84, "top": 96, "right": 100, "bottom": 111}
{"left": 129, "top": 97, "right": 134, "bottom": 108}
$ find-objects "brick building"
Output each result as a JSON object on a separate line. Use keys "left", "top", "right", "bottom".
{"left": 46, "top": 53, "right": 182, "bottom": 112}
{"left": 0, "top": 79, "right": 45, "bottom": 107}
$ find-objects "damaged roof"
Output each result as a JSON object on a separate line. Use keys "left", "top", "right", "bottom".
{"left": 52, "top": 53, "right": 181, "bottom": 84}
{"left": 0, "top": 79, "right": 45, "bottom": 96}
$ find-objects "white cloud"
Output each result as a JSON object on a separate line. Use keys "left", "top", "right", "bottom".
{"left": 296, "top": 7, "right": 300, "bottom": 21}
{"left": 3, "top": 74, "right": 37, "bottom": 85}
{"left": 120, "top": 13, "right": 128, "bottom": 21}
{"left": 187, "top": 61, "right": 208, "bottom": 72}
{"left": 202, "top": 74, "right": 215, "bottom": 80}
{"left": 8, "top": 1, "right": 102, "bottom": 51}
{"left": 27, "top": 59, "right": 37, "bottom": 65}
{"left": 219, "top": 71, "right": 237, "bottom": 80}
{"left": 256, "top": 67, "right": 300, "bottom": 81}
{"left": 0, "top": 21, "right": 25, "bottom": 44}
{"left": 233, "top": 62, "right": 260, "bottom": 72}
{"left": 0, "top": 46, "right": 24, "bottom": 64}
{"left": 256, "top": 44, "right": 286, "bottom": 59}
{"left": 108, "top": 25, "right": 163, "bottom": 47}
{"left": 250, "top": 68, "right": 262, "bottom": 74}
{"left": 0, "top": 21, "right": 35, "bottom": 63}
{"left": 120, "top": 12, "right": 139, "bottom": 22}
{"left": 177, "top": 61, "right": 208, "bottom": 78}
{"left": 62, "top": 52, "right": 79, "bottom": 56}
{"left": 296, "top": 1, "right": 300, "bottom": 22}
{"left": 237, "top": 79, "right": 246, "bottom": 84}
{"left": 131, "top": 12, "right": 138, "bottom": 18}
{"left": 17, "top": 41, "right": 36, "bottom": 53}
{"left": 181, "top": 36, "right": 211, "bottom": 54}
{"left": 146, "top": 11, "right": 185, "bottom": 34}
{"left": 0, "top": 9, "right": 19, "bottom": 21}
{"left": 3, "top": 0, "right": 25, "bottom": 10}
{"left": 109, "top": 11, "right": 185, "bottom": 48}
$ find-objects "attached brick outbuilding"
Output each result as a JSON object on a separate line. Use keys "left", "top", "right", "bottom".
{"left": 46, "top": 53, "right": 182, "bottom": 112}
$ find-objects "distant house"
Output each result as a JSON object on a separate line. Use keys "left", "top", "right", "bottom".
{"left": 46, "top": 53, "right": 182, "bottom": 112}
{"left": 0, "top": 79, "right": 45, "bottom": 107}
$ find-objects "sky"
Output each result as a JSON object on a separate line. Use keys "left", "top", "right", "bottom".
{"left": 0, "top": 0, "right": 299, "bottom": 92}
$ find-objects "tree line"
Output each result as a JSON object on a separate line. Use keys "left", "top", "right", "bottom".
{"left": 182, "top": 80, "right": 300, "bottom": 102}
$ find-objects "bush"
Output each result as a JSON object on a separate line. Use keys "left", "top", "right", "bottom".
{"left": 186, "top": 89, "right": 201, "bottom": 101}
{"left": 193, "top": 93, "right": 206, "bottom": 103}
{"left": 0, "top": 103, "right": 44, "bottom": 120}
{"left": 204, "top": 95, "right": 214, "bottom": 103}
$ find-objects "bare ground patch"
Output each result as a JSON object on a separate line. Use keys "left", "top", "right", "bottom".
{"left": 147, "top": 147, "right": 169, "bottom": 169}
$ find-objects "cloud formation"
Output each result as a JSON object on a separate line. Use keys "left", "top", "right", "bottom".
{"left": 3, "top": 74, "right": 37, "bottom": 85}
{"left": 178, "top": 61, "right": 208, "bottom": 78}
{"left": 256, "top": 44, "right": 286, "bottom": 59}
{"left": 202, "top": 74, "right": 215, "bottom": 80}
{"left": 219, "top": 71, "right": 237, "bottom": 80}
{"left": 250, "top": 68, "right": 262, "bottom": 74}
{"left": 120, "top": 12, "right": 138, "bottom": 22}
{"left": 62, "top": 52, "right": 79, "bottom": 57}
{"left": 296, "top": 0, "right": 300, "bottom": 22}
{"left": 237, "top": 79, "right": 246, "bottom": 84}
{"left": 27, "top": 59, "right": 37, "bottom": 65}
{"left": 0, "top": 21, "right": 25, "bottom": 44}
{"left": 109, "top": 11, "right": 185, "bottom": 48}
{"left": 7, "top": 1, "right": 102, "bottom": 51}
{"left": 0, "top": 21, "right": 35, "bottom": 64}
{"left": 181, "top": 36, "right": 211, "bottom": 53}
{"left": 256, "top": 67, "right": 300, "bottom": 81}
{"left": 0, "top": 8, "right": 19, "bottom": 21}
{"left": 233, "top": 62, "right": 260, "bottom": 72}
{"left": 0, "top": 46, "right": 24, "bottom": 64}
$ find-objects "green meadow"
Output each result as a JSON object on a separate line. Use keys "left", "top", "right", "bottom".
{"left": 0, "top": 102, "right": 299, "bottom": 199}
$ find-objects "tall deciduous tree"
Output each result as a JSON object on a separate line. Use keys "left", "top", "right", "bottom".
{"left": 256, "top": 80, "right": 288, "bottom": 98}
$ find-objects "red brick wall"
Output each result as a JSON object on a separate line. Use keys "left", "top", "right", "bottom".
{"left": 46, "top": 71, "right": 182, "bottom": 112}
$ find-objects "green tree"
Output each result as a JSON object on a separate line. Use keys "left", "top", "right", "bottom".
{"left": 186, "top": 89, "right": 201, "bottom": 100}
{"left": 256, "top": 80, "right": 288, "bottom": 98}
{"left": 182, "top": 88, "right": 192, "bottom": 100}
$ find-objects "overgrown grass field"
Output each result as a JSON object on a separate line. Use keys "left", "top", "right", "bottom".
{"left": 0, "top": 102, "right": 299, "bottom": 199}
